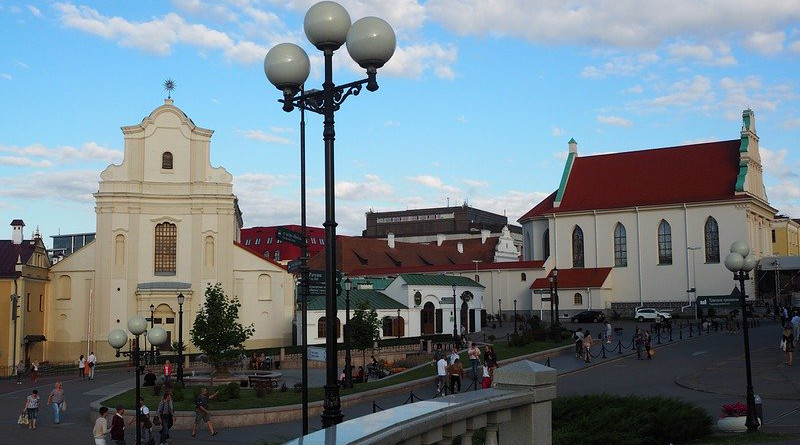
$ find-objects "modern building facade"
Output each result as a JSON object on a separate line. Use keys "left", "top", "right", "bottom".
{"left": 50, "top": 232, "right": 96, "bottom": 259}
{"left": 240, "top": 225, "right": 325, "bottom": 262}
{"left": 519, "top": 109, "right": 776, "bottom": 316}
{"left": 47, "top": 99, "right": 295, "bottom": 362}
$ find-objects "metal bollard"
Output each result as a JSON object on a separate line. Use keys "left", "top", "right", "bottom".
{"left": 601, "top": 344, "right": 607, "bottom": 359}
{"left": 669, "top": 329, "right": 673, "bottom": 342}
{"left": 617, "top": 340, "right": 623, "bottom": 355}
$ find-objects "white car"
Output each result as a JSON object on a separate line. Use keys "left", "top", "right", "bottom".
{"left": 635, "top": 308, "right": 672, "bottom": 322}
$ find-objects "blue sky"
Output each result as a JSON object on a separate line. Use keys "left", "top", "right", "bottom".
{"left": 1, "top": 1, "right": 799, "bottom": 246}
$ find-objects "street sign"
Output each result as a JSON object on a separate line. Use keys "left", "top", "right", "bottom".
{"left": 288, "top": 259, "right": 302, "bottom": 274}
{"left": 300, "top": 269, "right": 343, "bottom": 296}
{"left": 441, "top": 297, "right": 454, "bottom": 304}
{"left": 696, "top": 296, "right": 740, "bottom": 308}
{"left": 277, "top": 227, "right": 305, "bottom": 247}
{"left": 532, "top": 289, "right": 550, "bottom": 294}
{"left": 307, "top": 346, "right": 326, "bottom": 362}
{"left": 540, "top": 297, "right": 552, "bottom": 302}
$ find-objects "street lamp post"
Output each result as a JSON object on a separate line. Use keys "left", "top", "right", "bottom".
{"left": 498, "top": 298, "right": 502, "bottom": 328}
{"left": 452, "top": 284, "right": 458, "bottom": 348}
{"left": 548, "top": 281, "right": 555, "bottom": 331}
{"left": 108, "top": 317, "right": 167, "bottom": 445}
{"left": 177, "top": 293, "right": 185, "bottom": 385}
{"left": 550, "top": 269, "right": 560, "bottom": 342}
{"left": 514, "top": 299, "right": 518, "bottom": 333}
{"left": 264, "top": 2, "right": 395, "bottom": 427}
{"left": 10, "top": 256, "right": 22, "bottom": 369}
{"left": 724, "top": 241, "right": 760, "bottom": 433}
{"left": 397, "top": 308, "right": 401, "bottom": 337}
{"left": 149, "top": 304, "right": 155, "bottom": 364}
{"left": 343, "top": 278, "right": 353, "bottom": 389}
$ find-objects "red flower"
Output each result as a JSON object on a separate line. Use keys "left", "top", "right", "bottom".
{"left": 720, "top": 402, "right": 747, "bottom": 418}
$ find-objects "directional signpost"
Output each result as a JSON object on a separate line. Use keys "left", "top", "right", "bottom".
{"left": 307, "top": 346, "right": 327, "bottom": 362}
{"left": 277, "top": 226, "right": 306, "bottom": 246}
{"left": 532, "top": 289, "right": 550, "bottom": 294}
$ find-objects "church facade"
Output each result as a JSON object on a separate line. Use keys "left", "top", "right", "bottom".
{"left": 47, "top": 99, "right": 295, "bottom": 362}
{"left": 519, "top": 110, "right": 776, "bottom": 315}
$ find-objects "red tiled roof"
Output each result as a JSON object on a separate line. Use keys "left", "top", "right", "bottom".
{"left": 530, "top": 267, "right": 612, "bottom": 290}
{"left": 519, "top": 140, "right": 743, "bottom": 221}
{"left": 308, "top": 235, "right": 521, "bottom": 274}
{"left": 350, "top": 260, "right": 545, "bottom": 276}
{"left": 240, "top": 225, "right": 326, "bottom": 262}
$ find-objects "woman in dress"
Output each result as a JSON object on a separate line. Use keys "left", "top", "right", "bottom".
{"left": 783, "top": 325, "right": 795, "bottom": 366}
{"left": 582, "top": 331, "right": 593, "bottom": 363}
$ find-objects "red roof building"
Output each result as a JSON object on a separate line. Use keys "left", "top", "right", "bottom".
{"left": 240, "top": 225, "right": 325, "bottom": 262}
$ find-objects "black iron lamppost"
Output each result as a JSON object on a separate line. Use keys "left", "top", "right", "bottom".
{"left": 514, "top": 299, "right": 518, "bottom": 333}
{"left": 10, "top": 256, "right": 23, "bottom": 369}
{"left": 452, "top": 284, "right": 458, "bottom": 347}
{"left": 264, "top": 1, "right": 395, "bottom": 427}
{"left": 550, "top": 268, "right": 560, "bottom": 342}
{"left": 149, "top": 304, "right": 155, "bottom": 364}
{"left": 108, "top": 317, "right": 167, "bottom": 445}
{"left": 724, "top": 241, "right": 760, "bottom": 433}
{"left": 498, "top": 298, "right": 502, "bottom": 327}
{"left": 177, "top": 293, "right": 185, "bottom": 385}
{"left": 397, "top": 308, "right": 401, "bottom": 336}
{"left": 343, "top": 278, "right": 353, "bottom": 389}
{"left": 548, "top": 280, "right": 555, "bottom": 331}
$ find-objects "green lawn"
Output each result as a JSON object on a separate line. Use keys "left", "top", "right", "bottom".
{"left": 103, "top": 340, "right": 555, "bottom": 411}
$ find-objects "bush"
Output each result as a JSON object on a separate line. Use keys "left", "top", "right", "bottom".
{"left": 487, "top": 334, "right": 496, "bottom": 343}
{"left": 171, "top": 384, "right": 185, "bottom": 402}
{"left": 509, "top": 333, "right": 528, "bottom": 347}
{"left": 553, "top": 394, "right": 712, "bottom": 445}
{"left": 280, "top": 383, "right": 288, "bottom": 392}
{"left": 254, "top": 382, "right": 272, "bottom": 398}
{"left": 293, "top": 382, "right": 303, "bottom": 393}
{"left": 215, "top": 385, "right": 230, "bottom": 402}
{"left": 226, "top": 382, "right": 240, "bottom": 399}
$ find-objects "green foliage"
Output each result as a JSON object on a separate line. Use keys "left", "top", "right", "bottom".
{"left": 189, "top": 283, "right": 255, "bottom": 368}
{"left": 553, "top": 394, "right": 712, "bottom": 445}
{"left": 227, "top": 382, "right": 241, "bottom": 399}
{"left": 171, "top": 384, "right": 184, "bottom": 402}
{"left": 350, "top": 301, "right": 380, "bottom": 351}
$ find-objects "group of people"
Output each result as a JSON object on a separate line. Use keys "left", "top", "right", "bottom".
{"left": 21, "top": 381, "right": 67, "bottom": 431}
{"left": 248, "top": 352, "right": 271, "bottom": 371}
{"left": 780, "top": 308, "right": 800, "bottom": 366}
{"left": 573, "top": 325, "right": 655, "bottom": 362}
{"left": 435, "top": 343, "right": 497, "bottom": 395}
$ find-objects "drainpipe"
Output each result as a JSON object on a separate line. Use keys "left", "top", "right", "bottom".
{"left": 587, "top": 287, "right": 591, "bottom": 310}
{"left": 681, "top": 203, "right": 693, "bottom": 312}
{"left": 636, "top": 207, "right": 643, "bottom": 308}
{"left": 593, "top": 210, "right": 599, "bottom": 267}
{"left": 553, "top": 214, "right": 558, "bottom": 268}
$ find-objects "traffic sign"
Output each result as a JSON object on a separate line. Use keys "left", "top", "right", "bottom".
{"left": 288, "top": 259, "right": 302, "bottom": 274}
{"left": 540, "top": 297, "right": 552, "bottom": 302}
{"left": 307, "top": 346, "right": 326, "bottom": 362}
{"left": 533, "top": 289, "right": 551, "bottom": 294}
{"left": 277, "top": 227, "right": 305, "bottom": 247}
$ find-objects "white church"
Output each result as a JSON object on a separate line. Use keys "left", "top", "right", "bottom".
{"left": 46, "top": 99, "right": 295, "bottom": 362}
{"left": 519, "top": 109, "right": 776, "bottom": 316}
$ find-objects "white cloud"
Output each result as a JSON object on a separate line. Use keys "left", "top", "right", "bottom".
{"left": 14, "top": 60, "right": 29, "bottom": 69}
{"left": 597, "top": 115, "right": 634, "bottom": 127}
{"left": 381, "top": 43, "right": 458, "bottom": 80}
{"left": 0, "top": 73, "right": 11, "bottom": 81}
{"left": 666, "top": 41, "right": 737, "bottom": 66}
{"left": 581, "top": 53, "right": 659, "bottom": 78}
{"left": 472, "top": 190, "right": 551, "bottom": 223}
{"left": 625, "top": 85, "right": 644, "bottom": 94}
{"left": 336, "top": 174, "right": 394, "bottom": 200}
{"left": 26, "top": 4, "right": 42, "bottom": 17}
{"left": 0, "top": 142, "right": 123, "bottom": 164}
{"left": 784, "top": 117, "right": 800, "bottom": 130}
{"left": 551, "top": 126, "right": 564, "bottom": 137}
{"left": 462, "top": 179, "right": 489, "bottom": 188}
{"left": 651, "top": 75, "right": 714, "bottom": 107}
{"left": 761, "top": 147, "right": 797, "bottom": 180}
{"left": 456, "top": 115, "right": 467, "bottom": 123}
{"left": 767, "top": 179, "right": 800, "bottom": 202}
{"left": 0, "top": 156, "right": 53, "bottom": 168}
{"left": 790, "top": 41, "right": 800, "bottom": 53}
{"left": 407, "top": 174, "right": 461, "bottom": 194}
{"left": 743, "top": 31, "right": 785, "bottom": 55}
{"left": 0, "top": 170, "right": 100, "bottom": 202}
{"left": 238, "top": 129, "right": 292, "bottom": 145}
{"left": 172, "top": 0, "right": 237, "bottom": 22}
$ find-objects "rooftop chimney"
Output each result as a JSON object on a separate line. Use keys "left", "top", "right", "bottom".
{"left": 10, "top": 219, "right": 24, "bottom": 245}
{"left": 480, "top": 229, "right": 490, "bottom": 244}
{"left": 387, "top": 232, "right": 395, "bottom": 248}
{"left": 457, "top": 241, "right": 463, "bottom": 254}
{"left": 437, "top": 234, "right": 446, "bottom": 246}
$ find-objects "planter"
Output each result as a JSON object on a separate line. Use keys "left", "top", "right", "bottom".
{"left": 716, "top": 416, "right": 759, "bottom": 433}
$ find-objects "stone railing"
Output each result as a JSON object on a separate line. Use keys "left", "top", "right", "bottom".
{"left": 281, "top": 360, "right": 556, "bottom": 445}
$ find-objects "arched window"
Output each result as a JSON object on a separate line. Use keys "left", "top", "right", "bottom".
{"left": 572, "top": 226, "right": 584, "bottom": 268}
{"left": 614, "top": 223, "right": 627, "bottom": 267}
{"left": 57, "top": 275, "right": 71, "bottom": 300}
{"left": 542, "top": 229, "right": 550, "bottom": 260}
{"left": 704, "top": 217, "right": 720, "bottom": 263}
{"left": 474, "top": 274, "right": 480, "bottom": 283}
{"left": 114, "top": 234, "right": 125, "bottom": 266}
{"left": 154, "top": 222, "right": 177, "bottom": 275}
{"left": 204, "top": 236, "right": 215, "bottom": 268}
{"left": 382, "top": 316, "right": 394, "bottom": 337}
{"left": 658, "top": 220, "right": 672, "bottom": 265}
{"left": 258, "top": 274, "right": 271, "bottom": 301}
{"left": 317, "top": 317, "right": 341, "bottom": 339}
{"left": 573, "top": 293, "right": 583, "bottom": 305}
{"left": 521, "top": 273, "right": 527, "bottom": 281}
{"left": 162, "top": 151, "right": 173, "bottom": 169}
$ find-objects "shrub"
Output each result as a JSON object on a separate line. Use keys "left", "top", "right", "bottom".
{"left": 254, "top": 382, "right": 272, "bottom": 398}
{"left": 227, "top": 382, "right": 241, "bottom": 399}
{"left": 171, "top": 385, "right": 185, "bottom": 402}
{"left": 215, "top": 385, "right": 230, "bottom": 402}
{"left": 153, "top": 382, "right": 163, "bottom": 397}
{"left": 293, "top": 382, "right": 303, "bottom": 393}
{"left": 553, "top": 394, "right": 712, "bottom": 445}
{"left": 280, "top": 383, "right": 288, "bottom": 392}
{"left": 509, "top": 333, "right": 528, "bottom": 347}
{"left": 487, "top": 334, "right": 496, "bottom": 343}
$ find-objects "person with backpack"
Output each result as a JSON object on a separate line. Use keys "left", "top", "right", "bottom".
{"left": 157, "top": 392, "right": 174, "bottom": 445}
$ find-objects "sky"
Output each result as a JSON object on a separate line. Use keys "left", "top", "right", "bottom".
{"left": 1, "top": 1, "right": 800, "bottom": 248}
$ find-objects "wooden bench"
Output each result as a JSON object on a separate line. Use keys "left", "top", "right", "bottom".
{"left": 248, "top": 375, "right": 278, "bottom": 389}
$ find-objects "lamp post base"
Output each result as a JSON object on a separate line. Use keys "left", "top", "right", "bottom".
{"left": 321, "top": 384, "right": 343, "bottom": 427}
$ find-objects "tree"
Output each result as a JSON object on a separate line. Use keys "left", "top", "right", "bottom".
{"left": 190, "top": 283, "right": 254, "bottom": 369}
{"left": 349, "top": 301, "right": 380, "bottom": 366}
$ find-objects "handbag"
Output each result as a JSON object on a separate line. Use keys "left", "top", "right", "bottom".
{"left": 60, "top": 400, "right": 67, "bottom": 412}
{"left": 781, "top": 340, "right": 787, "bottom": 351}
{"left": 18, "top": 412, "right": 29, "bottom": 425}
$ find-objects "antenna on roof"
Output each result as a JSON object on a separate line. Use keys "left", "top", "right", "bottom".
{"left": 446, "top": 197, "right": 450, "bottom": 207}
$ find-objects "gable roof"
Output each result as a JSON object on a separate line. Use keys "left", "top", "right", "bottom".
{"left": 306, "top": 288, "right": 407, "bottom": 311}
{"left": 399, "top": 273, "right": 484, "bottom": 288}
{"left": 233, "top": 241, "right": 287, "bottom": 270}
{"left": 530, "top": 267, "right": 612, "bottom": 290}
{"left": 0, "top": 240, "right": 36, "bottom": 278}
{"left": 519, "top": 140, "right": 743, "bottom": 221}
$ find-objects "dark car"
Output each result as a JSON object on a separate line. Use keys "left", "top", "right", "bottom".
{"left": 571, "top": 310, "right": 606, "bottom": 323}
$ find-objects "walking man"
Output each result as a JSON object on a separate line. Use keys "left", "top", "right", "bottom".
{"left": 191, "top": 387, "right": 219, "bottom": 438}
{"left": 93, "top": 406, "right": 110, "bottom": 445}
{"left": 110, "top": 405, "right": 125, "bottom": 445}
{"left": 436, "top": 355, "right": 448, "bottom": 395}
{"left": 634, "top": 327, "right": 645, "bottom": 360}
{"left": 88, "top": 351, "right": 97, "bottom": 380}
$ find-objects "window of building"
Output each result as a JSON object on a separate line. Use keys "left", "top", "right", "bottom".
{"left": 317, "top": 317, "right": 340, "bottom": 338}
{"left": 264, "top": 251, "right": 270, "bottom": 258}
{"left": 154, "top": 222, "right": 177, "bottom": 275}
{"left": 572, "top": 226, "right": 584, "bottom": 268}
{"left": 382, "top": 316, "right": 394, "bottom": 337}
{"left": 26, "top": 292, "right": 31, "bottom": 312}
{"left": 245, "top": 239, "right": 251, "bottom": 245}
{"left": 255, "top": 238, "right": 261, "bottom": 245}
{"left": 573, "top": 293, "right": 582, "bottom": 305}
{"left": 614, "top": 223, "right": 627, "bottom": 267}
{"left": 772, "top": 230, "right": 776, "bottom": 243}
{"left": 310, "top": 238, "right": 316, "bottom": 244}
{"left": 521, "top": 273, "right": 527, "bottom": 281}
{"left": 658, "top": 220, "right": 672, "bottom": 265}
{"left": 166, "top": 317, "right": 175, "bottom": 324}
{"left": 162, "top": 151, "right": 173, "bottom": 169}
{"left": 474, "top": 274, "right": 480, "bottom": 283}
{"left": 543, "top": 229, "right": 550, "bottom": 260}
{"left": 704, "top": 217, "right": 720, "bottom": 263}
{"left": 274, "top": 250, "right": 281, "bottom": 261}
{"left": 267, "top": 237, "right": 272, "bottom": 244}
{"left": 39, "top": 294, "right": 43, "bottom": 312}
{"left": 320, "top": 239, "right": 325, "bottom": 245}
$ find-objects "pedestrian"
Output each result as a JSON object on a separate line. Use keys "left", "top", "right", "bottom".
{"left": 481, "top": 364, "right": 492, "bottom": 389}
{"left": 23, "top": 389, "right": 39, "bottom": 430}
{"left": 791, "top": 312, "right": 800, "bottom": 341}
{"left": 30, "top": 360, "right": 39, "bottom": 383}
{"left": 157, "top": 392, "right": 174, "bottom": 445}
{"left": 448, "top": 346, "right": 459, "bottom": 366}
{"left": 47, "top": 381, "right": 65, "bottom": 424}
{"left": 781, "top": 306, "right": 789, "bottom": 327}
{"left": 110, "top": 405, "right": 125, "bottom": 445}
{"left": 94, "top": 406, "right": 110, "bottom": 445}
{"left": 79, "top": 354, "right": 86, "bottom": 380}
{"left": 483, "top": 345, "right": 498, "bottom": 372}
{"left": 467, "top": 342, "right": 481, "bottom": 381}
{"left": 140, "top": 414, "right": 154, "bottom": 445}
{"left": 605, "top": 321, "right": 613, "bottom": 343}
{"left": 782, "top": 325, "right": 795, "bottom": 366}
{"left": 191, "top": 387, "right": 219, "bottom": 437}
{"left": 449, "top": 357, "right": 464, "bottom": 394}
{"left": 16, "top": 359, "right": 25, "bottom": 384}
{"left": 573, "top": 328, "right": 584, "bottom": 358}
{"left": 162, "top": 360, "right": 173, "bottom": 387}
{"left": 582, "top": 331, "right": 593, "bottom": 363}
{"left": 644, "top": 330, "right": 654, "bottom": 360}
{"left": 460, "top": 325, "right": 468, "bottom": 344}
{"left": 634, "top": 327, "right": 645, "bottom": 360}
{"left": 88, "top": 351, "right": 97, "bottom": 380}
{"left": 436, "top": 355, "right": 448, "bottom": 394}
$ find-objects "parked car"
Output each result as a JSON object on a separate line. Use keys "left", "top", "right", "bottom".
{"left": 635, "top": 308, "right": 672, "bottom": 322}
{"left": 571, "top": 310, "right": 606, "bottom": 323}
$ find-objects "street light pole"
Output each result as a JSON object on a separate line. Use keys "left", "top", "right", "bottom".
{"left": 498, "top": 298, "right": 502, "bottom": 327}
{"left": 514, "top": 299, "right": 518, "bottom": 333}
{"left": 149, "top": 304, "right": 155, "bottom": 364}
{"left": 10, "top": 257, "right": 22, "bottom": 369}
{"left": 552, "top": 269, "right": 560, "bottom": 342}
{"left": 177, "top": 293, "right": 185, "bottom": 385}
{"left": 343, "top": 278, "right": 353, "bottom": 389}
{"left": 298, "top": 83, "right": 311, "bottom": 436}
{"left": 452, "top": 284, "right": 458, "bottom": 348}
{"left": 264, "top": 2, "right": 396, "bottom": 427}
{"left": 724, "top": 241, "right": 759, "bottom": 433}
